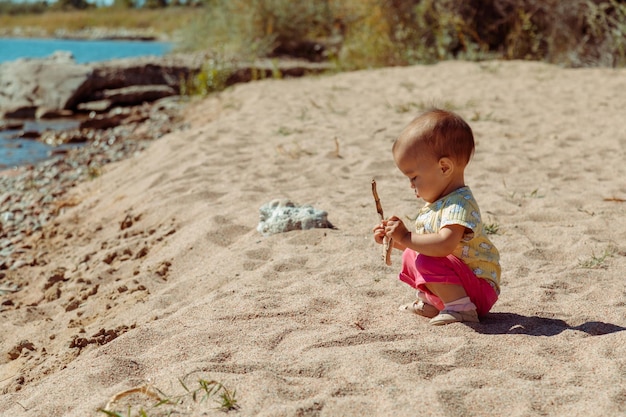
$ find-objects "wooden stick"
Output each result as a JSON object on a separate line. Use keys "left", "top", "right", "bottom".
{"left": 371, "top": 179, "right": 393, "bottom": 265}
{"left": 372, "top": 179, "right": 384, "bottom": 220}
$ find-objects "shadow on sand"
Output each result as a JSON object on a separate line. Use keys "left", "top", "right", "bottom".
{"left": 468, "top": 312, "right": 626, "bottom": 336}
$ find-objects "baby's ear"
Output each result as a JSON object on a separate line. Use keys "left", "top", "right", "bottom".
{"left": 439, "top": 157, "right": 454, "bottom": 175}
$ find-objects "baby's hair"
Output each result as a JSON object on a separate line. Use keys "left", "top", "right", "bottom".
{"left": 394, "top": 108, "right": 475, "bottom": 166}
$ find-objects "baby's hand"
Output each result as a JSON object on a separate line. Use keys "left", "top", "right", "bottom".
{"left": 384, "top": 216, "right": 409, "bottom": 242}
{"left": 372, "top": 221, "right": 386, "bottom": 245}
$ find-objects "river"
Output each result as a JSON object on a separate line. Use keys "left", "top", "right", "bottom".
{"left": 0, "top": 37, "right": 171, "bottom": 64}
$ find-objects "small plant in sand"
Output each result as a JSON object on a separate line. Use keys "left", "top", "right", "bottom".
{"left": 88, "top": 164, "right": 102, "bottom": 179}
{"left": 185, "top": 57, "right": 234, "bottom": 96}
{"left": 98, "top": 378, "right": 239, "bottom": 416}
{"left": 505, "top": 184, "right": 545, "bottom": 204}
{"left": 276, "top": 126, "right": 295, "bottom": 136}
{"left": 578, "top": 245, "right": 617, "bottom": 269}
{"left": 484, "top": 222, "right": 500, "bottom": 235}
{"left": 179, "top": 378, "right": 239, "bottom": 412}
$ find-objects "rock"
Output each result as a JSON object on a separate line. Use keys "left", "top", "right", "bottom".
{"left": 1, "top": 106, "right": 37, "bottom": 119}
{"left": 48, "top": 51, "right": 76, "bottom": 63}
{"left": 96, "top": 85, "right": 177, "bottom": 106}
{"left": 0, "top": 53, "right": 93, "bottom": 114}
{"left": 0, "top": 120, "right": 24, "bottom": 131}
{"left": 40, "top": 130, "right": 88, "bottom": 146}
{"left": 257, "top": 199, "right": 334, "bottom": 235}
{"left": 35, "top": 107, "right": 74, "bottom": 119}
{"left": 77, "top": 100, "right": 114, "bottom": 113}
{"left": 79, "top": 113, "right": 125, "bottom": 130}
{"left": 7, "top": 340, "right": 35, "bottom": 360}
{"left": 0, "top": 52, "right": 203, "bottom": 118}
{"left": 14, "top": 130, "right": 40, "bottom": 139}
{"left": 71, "top": 54, "right": 204, "bottom": 109}
{"left": 85, "top": 54, "right": 203, "bottom": 91}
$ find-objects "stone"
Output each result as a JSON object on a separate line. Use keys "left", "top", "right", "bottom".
{"left": 79, "top": 113, "right": 125, "bottom": 130}
{"left": 257, "top": 199, "right": 334, "bottom": 235}
{"left": 0, "top": 52, "right": 204, "bottom": 117}
{"left": 15, "top": 130, "right": 40, "bottom": 139}
{"left": 0, "top": 53, "right": 93, "bottom": 113}
{"left": 35, "top": 107, "right": 74, "bottom": 119}
{"left": 1, "top": 107, "right": 37, "bottom": 119}
{"left": 77, "top": 100, "right": 113, "bottom": 113}
{"left": 97, "top": 85, "right": 177, "bottom": 106}
{"left": 0, "top": 120, "right": 24, "bottom": 131}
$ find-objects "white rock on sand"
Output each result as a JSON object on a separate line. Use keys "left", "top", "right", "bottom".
{"left": 0, "top": 60, "right": 625, "bottom": 416}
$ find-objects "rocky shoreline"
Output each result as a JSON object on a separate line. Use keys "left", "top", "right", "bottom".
{"left": 0, "top": 51, "right": 204, "bottom": 275}
{"left": 0, "top": 52, "right": 332, "bottom": 276}
{"left": 0, "top": 96, "right": 189, "bottom": 273}
{"left": 0, "top": 27, "right": 167, "bottom": 42}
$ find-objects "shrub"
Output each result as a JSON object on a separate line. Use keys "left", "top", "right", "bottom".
{"left": 0, "top": 0, "right": 48, "bottom": 15}
{"left": 176, "top": 0, "right": 336, "bottom": 61}
{"left": 176, "top": 0, "right": 625, "bottom": 68}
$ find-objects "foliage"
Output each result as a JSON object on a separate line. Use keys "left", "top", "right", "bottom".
{"left": 0, "top": 8, "right": 196, "bottom": 37}
{"left": 176, "top": 0, "right": 626, "bottom": 68}
{"left": 180, "top": 54, "right": 235, "bottom": 96}
{"left": 0, "top": 0, "right": 48, "bottom": 15}
{"left": 176, "top": 0, "right": 335, "bottom": 60}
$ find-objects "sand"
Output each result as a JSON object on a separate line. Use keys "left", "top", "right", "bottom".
{"left": 1, "top": 60, "right": 625, "bottom": 416}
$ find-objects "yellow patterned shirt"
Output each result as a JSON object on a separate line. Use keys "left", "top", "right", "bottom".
{"left": 414, "top": 186, "right": 501, "bottom": 292}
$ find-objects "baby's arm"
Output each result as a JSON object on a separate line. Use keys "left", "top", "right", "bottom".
{"left": 384, "top": 216, "right": 465, "bottom": 257}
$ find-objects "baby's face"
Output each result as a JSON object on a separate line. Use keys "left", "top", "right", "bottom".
{"left": 394, "top": 146, "right": 449, "bottom": 203}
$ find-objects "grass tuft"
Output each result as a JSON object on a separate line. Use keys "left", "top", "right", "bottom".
{"left": 484, "top": 223, "right": 500, "bottom": 235}
{"left": 578, "top": 245, "right": 617, "bottom": 269}
{"left": 98, "top": 377, "right": 239, "bottom": 416}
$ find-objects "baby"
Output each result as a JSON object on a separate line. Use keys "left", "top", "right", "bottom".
{"left": 373, "top": 109, "right": 500, "bottom": 325}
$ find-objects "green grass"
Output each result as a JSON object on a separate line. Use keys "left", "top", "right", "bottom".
{"left": 578, "top": 245, "right": 617, "bottom": 269}
{"left": 484, "top": 223, "right": 500, "bottom": 235}
{"left": 504, "top": 185, "right": 546, "bottom": 205}
{"left": 98, "top": 378, "right": 239, "bottom": 416}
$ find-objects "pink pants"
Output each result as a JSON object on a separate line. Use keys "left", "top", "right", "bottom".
{"left": 398, "top": 249, "right": 498, "bottom": 316}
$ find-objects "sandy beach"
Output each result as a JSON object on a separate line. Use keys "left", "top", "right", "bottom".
{"left": 1, "top": 60, "right": 625, "bottom": 416}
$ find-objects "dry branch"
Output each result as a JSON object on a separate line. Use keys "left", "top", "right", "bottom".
{"left": 371, "top": 179, "right": 393, "bottom": 265}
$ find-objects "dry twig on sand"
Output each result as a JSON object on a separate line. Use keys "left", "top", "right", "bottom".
{"left": 371, "top": 179, "right": 393, "bottom": 265}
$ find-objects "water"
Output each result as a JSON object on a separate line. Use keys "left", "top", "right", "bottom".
{"left": 0, "top": 37, "right": 172, "bottom": 170}
{"left": 0, "top": 37, "right": 171, "bottom": 64}
{"left": 0, "top": 119, "right": 82, "bottom": 170}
